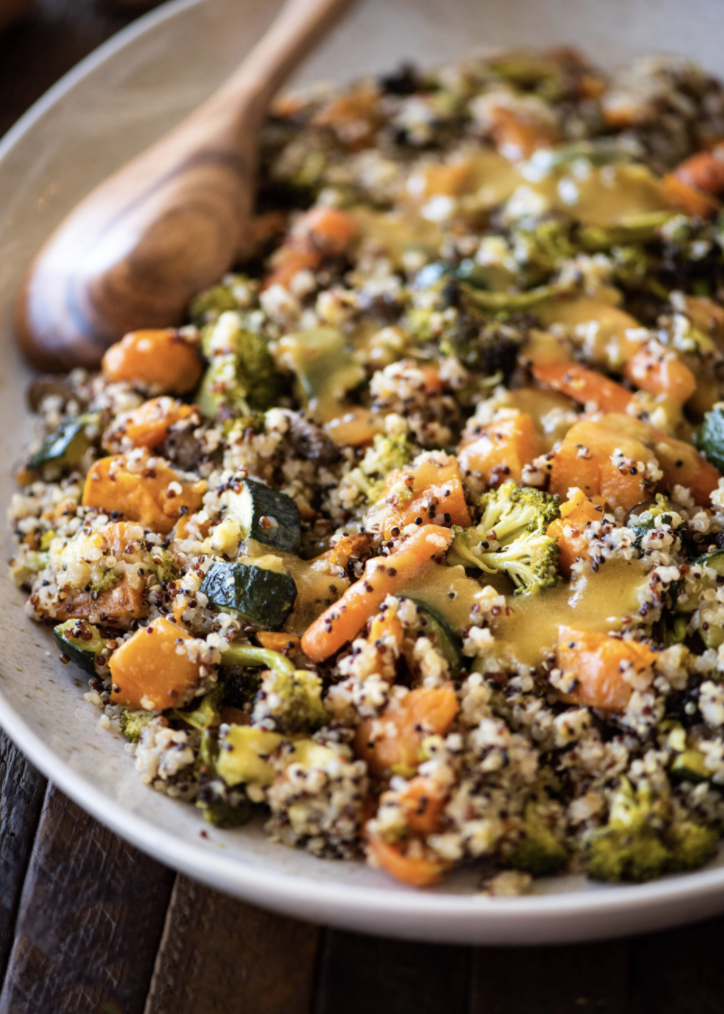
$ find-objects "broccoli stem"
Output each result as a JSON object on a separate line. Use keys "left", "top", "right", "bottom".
{"left": 221, "top": 644, "right": 295, "bottom": 675}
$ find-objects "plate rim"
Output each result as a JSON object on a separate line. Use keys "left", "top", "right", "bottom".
{"left": 2, "top": 0, "right": 724, "bottom": 943}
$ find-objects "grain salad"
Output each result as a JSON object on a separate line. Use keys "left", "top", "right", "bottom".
{"left": 11, "top": 46, "right": 724, "bottom": 892}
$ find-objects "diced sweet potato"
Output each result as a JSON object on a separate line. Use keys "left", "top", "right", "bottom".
{"left": 555, "top": 626, "right": 657, "bottom": 712}
{"left": 549, "top": 417, "right": 654, "bottom": 510}
{"left": 355, "top": 685, "right": 459, "bottom": 778}
{"left": 458, "top": 414, "right": 541, "bottom": 486}
{"left": 324, "top": 407, "right": 384, "bottom": 447}
{"left": 546, "top": 489, "right": 604, "bottom": 577}
{"left": 63, "top": 578, "right": 147, "bottom": 624}
{"left": 82, "top": 454, "right": 206, "bottom": 535}
{"left": 376, "top": 454, "right": 471, "bottom": 539}
{"left": 102, "top": 330, "right": 202, "bottom": 394}
{"left": 119, "top": 397, "right": 195, "bottom": 449}
{"left": 487, "top": 105, "right": 559, "bottom": 159}
{"left": 109, "top": 616, "right": 201, "bottom": 711}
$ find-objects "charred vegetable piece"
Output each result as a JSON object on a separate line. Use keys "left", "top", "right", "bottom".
{"left": 201, "top": 559, "right": 297, "bottom": 630}
{"left": 696, "top": 405, "right": 724, "bottom": 473}
{"left": 29, "top": 414, "right": 98, "bottom": 470}
{"left": 225, "top": 479, "right": 301, "bottom": 554}
{"left": 396, "top": 595, "right": 463, "bottom": 677}
{"left": 53, "top": 619, "right": 108, "bottom": 674}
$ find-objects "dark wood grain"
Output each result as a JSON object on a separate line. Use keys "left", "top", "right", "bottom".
{"left": 315, "top": 929, "right": 472, "bottom": 1014}
{"left": 144, "top": 875, "right": 321, "bottom": 1014}
{"left": 0, "top": 731, "right": 46, "bottom": 981}
{"left": 17, "top": 0, "right": 352, "bottom": 373}
{"left": 0, "top": 785, "right": 175, "bottom": 1014}
{"left": 0, "top": 0, "right": 147, "bottom": 139}
{"left": 628, "top": 915, "right": 724, "bottom": 1014}
{"left": 470, "top": 939, "right": 630, "bottom": 1014}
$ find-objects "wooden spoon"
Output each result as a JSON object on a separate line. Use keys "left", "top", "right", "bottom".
{"left": 16, "top": 0, "right": 352, "bottom": 372}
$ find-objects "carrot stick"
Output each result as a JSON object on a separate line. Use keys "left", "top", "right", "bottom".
{"left": 623, "top": 346, "right": 696, "bottom": 404}
{"left": 300, "top": 525, "right": 454, "bottom": 662}
{"left": 532, "top": 360, "right": 633, "bottom": 413}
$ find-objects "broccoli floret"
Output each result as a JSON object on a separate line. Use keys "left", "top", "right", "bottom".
{"left": 119, "top": 709, "right": 154, "bottom": 743}
{"left": 172, "top": 685, "right": 225, "bottom": 731}
{"left": 586, "top": 778, "right": 718, "bottom": 883}
{"left": 190, "top": 274, "right": 258, "bottom": 326}
{"left": 507, "top": 804, "right": 569, "bottom": 877}
{"left": 347, "top": 434, "right": 416, "bottom": 503}
{"left": 448, "top": 482, "right": 561, "bottom": 594}
{"left": 196, "top": 777, "right": 252, "bottom": 828}
{"left": 197, "top": 311, "right": 282, "bottom": 418}
{"left": 252, "top": 669, "right": 329, "bottom": 735}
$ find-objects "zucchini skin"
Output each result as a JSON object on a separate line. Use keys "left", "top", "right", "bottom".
{"left": 230, "top": 479, "right": 301, "bottom": 555}
{"left": 54, "top": 619, "right": 107, "bottom": 674}
{"left": 396, "top": 595, "right": 464, "bottom": 676}
{"left": 29, "top": 415, "right": 96, "bottom": 470}
{"left": 201, "top": 560, "right": 297, "bottom": 630}
{"left": 696, "top": 407, "right": 724, "bottom": 473}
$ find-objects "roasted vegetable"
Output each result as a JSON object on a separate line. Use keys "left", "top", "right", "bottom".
{"left": 201, "top": 559, "right": 297, "bottom": 630}
{"left": 225, "top": 478, "right": 301, "bottom": 555}
{"left": 586, "top": 779, "right": 717, "bottom": 883}
{"left": 53, "top": 619, "right": 108, "bottom": 674}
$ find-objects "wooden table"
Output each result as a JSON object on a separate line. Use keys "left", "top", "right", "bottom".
{"left": 2, "top": 4, "right": 724, "bottom": 1012}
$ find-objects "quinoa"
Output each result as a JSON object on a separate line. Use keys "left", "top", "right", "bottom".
{"left": 10, "top": 45, "right": 724, "bottom": 888}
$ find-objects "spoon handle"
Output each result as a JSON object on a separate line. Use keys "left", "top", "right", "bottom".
{"left": 17, "top": 0, "right": 353, "bottom": 372}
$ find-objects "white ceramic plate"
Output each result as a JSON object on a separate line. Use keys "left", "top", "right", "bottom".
{"left": 3, "top": 0, "right": 724, "bottom": 946}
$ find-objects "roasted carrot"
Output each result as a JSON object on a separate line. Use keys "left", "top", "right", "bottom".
{"left": 623, "top": 345, "right": 696, "bottom": 404}
{"left": 399, "top": 776, "right": 448, "bottom": 835}
{"left": 532, "top": 360, "right": 633, "bottom": 413}
{"left": 296, "top": 205, "right": 359, "bottom": 254}
{"left": 662, "top": 173, "right": 721, "bottom": 219}
{"left": 373, "top": 455, "right": 471, "bottom": 540}
{"left": 367, "top": 836, "right": 449, "bottom": 887}
{"left": 256, "top": 631, "right": 301, "bottom": 654}
{"left": 355, "top": 685, "right": 459, "bottom": 778}
{"left": 301, "top": 525, "right": 454, "bottom": 662}
{"left": 109, "top": 616, "right": 202, "bottom": 711}
{"left": 673, "top": 144, "right": 724, "bottom": 196}
{"left": 262, "top": 207, "right": 358, "bottom": 290}
{"left": 555, "top": 626, "right": 657, "bottom": 712}
{"left": 102, "top": 330, "right": 202, "bottom": 394}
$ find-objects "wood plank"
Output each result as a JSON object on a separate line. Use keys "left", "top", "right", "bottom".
{"left": 143, "top": 875, "right": 321, "bottom": 1014}
{"left": 0, "top": 785, "right": 174, "bottom": 1014}
{"left": 315, "top": 929, "right": 471, "bottom": 1014}
{"left": 0, "top": 731, "right": 46, "bottom": 981}
{"left": 0, "top": 0, "right": 157, "bottom": 138}
{"left": 628, "top": 915, "right": 724, "bottom": 1014}
{"left": 470, "top": 939, "right": 630, "bottom": 1014}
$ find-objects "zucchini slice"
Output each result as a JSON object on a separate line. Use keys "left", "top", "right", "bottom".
{"left": 226, "top": 479, "right": 301, "bottom": 554}
{"left": 54, "top": 619, "right": 108, "bottom": 674}
{"left": 396, "top": 595, "right": 463, "bottom": 676}
{"left": 29, "top": 414, "right": 98, "bottom": 470}
{"left": 696, "top": 406, "right": 724, "bottom": 473}
{"left": 201, "top": 558, "right": 297, "bottom": 629}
